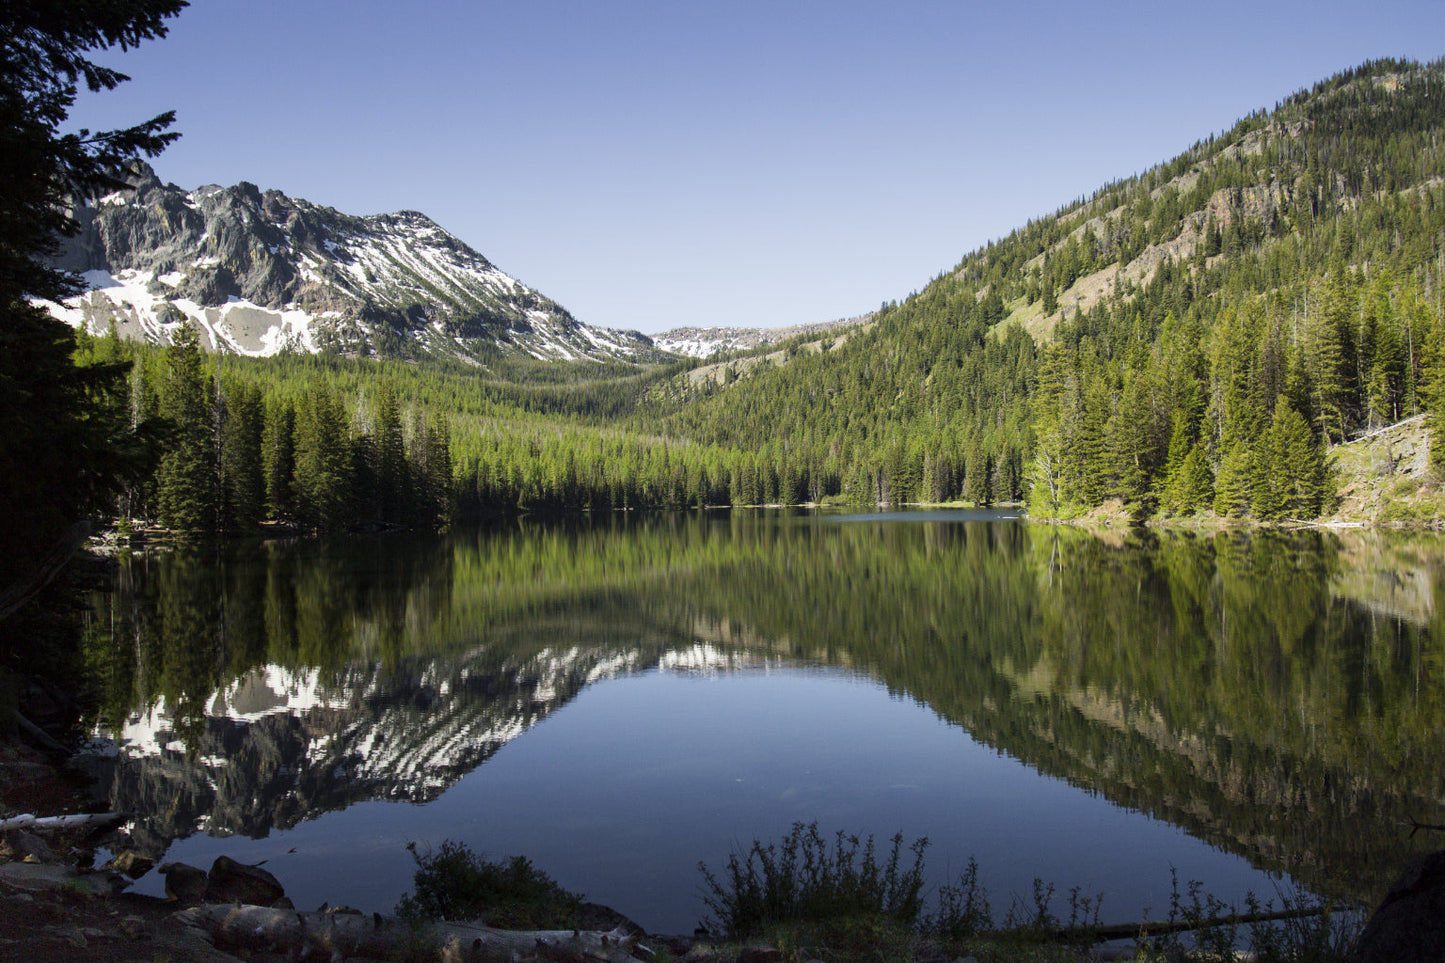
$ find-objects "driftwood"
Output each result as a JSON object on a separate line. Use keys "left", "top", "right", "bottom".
{"left": 174, "top": 903, "right": 651, "bottom": 962}
{"left": 1050, "top": 904, "right": 1329, "bottom": 945}
{"left": 0, "top": 812, "right": 128, "bottom": 833}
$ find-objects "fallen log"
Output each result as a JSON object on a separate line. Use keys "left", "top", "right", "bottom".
{"left": 0, "top": 812, "right": 128, "bottom": 833}
{"left": 1049, "top": 904, "right": 1330, "bottom": 945}
{"left": 174, "top": 902, "right": 652, "bottom": 963}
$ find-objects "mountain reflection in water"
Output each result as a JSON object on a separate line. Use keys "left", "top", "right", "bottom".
{"left": 80, "top": 512, "right": 1445, "bottom": 930}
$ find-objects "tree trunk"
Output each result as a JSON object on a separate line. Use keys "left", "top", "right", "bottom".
{"left": 0, "top": 812, "right": 128, "bottom": 833}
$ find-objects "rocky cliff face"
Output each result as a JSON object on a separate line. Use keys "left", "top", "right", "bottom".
{"left": 41, "top": 164, "right": 665, "bottom": 364}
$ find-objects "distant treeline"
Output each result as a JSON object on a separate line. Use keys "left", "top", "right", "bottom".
{"left": 77, "top": 325, "right": 839, "bottom": 536}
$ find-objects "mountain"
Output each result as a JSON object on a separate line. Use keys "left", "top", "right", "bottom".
{"left": 39, "top": 164, "right": 665, "bottom": 365}
{"left": 653, "top": 315, "right": 870, "bottom": 358}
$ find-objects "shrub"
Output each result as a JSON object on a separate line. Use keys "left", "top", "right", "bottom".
{"left": 396, "top": 840, "right": 584, "bottom": 928}
{"left": 923, "top": 856, "right": 992, "bottom": 940}
{"left": 698, "top": 822, "right": 927, "bottom": 938}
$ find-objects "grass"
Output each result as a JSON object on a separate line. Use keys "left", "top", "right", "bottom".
{"left": 397, "top": 829, "right": 1362, "bottom": 963}
{"left": 698, "top": 825, "right": 1360, "bottom": 963}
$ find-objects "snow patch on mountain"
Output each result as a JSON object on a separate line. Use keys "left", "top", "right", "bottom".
{"left": 654, "top": 315, "right": 871, "bottom": 358}
{"left": 42, "top": 164, "right": 669, "bottom": 366}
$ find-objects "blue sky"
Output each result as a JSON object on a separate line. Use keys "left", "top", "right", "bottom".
{"left": 70, "top": 0, "right": 1445, "bottom": 334}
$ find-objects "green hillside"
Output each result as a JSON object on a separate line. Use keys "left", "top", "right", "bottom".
{"left": 646, "top": 57, "right": 1445, "bottom": 523}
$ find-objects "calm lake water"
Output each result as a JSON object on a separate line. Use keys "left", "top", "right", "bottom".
{"left": 79, "top": 510, "right": 1445, "bottom": 933}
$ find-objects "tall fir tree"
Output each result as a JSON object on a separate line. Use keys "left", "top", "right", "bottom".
{"left": 154, "top": 326, "right": 217, "bottom": 534}
{"left": 0, "top": 0, "right": 185, "bottom": 582}
{"left": 293, "top": 385, "right": 353, "bottom": 532}
{"left": 262, "top": 397, "right": 296, "bottom": 522}
{"left": 219, "top": 379, "right": 264, "bottom": 533}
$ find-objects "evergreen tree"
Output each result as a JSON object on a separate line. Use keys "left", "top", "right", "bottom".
{"left": 1170, "top": 443, "right": 1215, "bottom": 514}
{"left": 154, "top": 326, "right": 217, "bottom": 534}
{"left": 293, "top": 385, "right": 353, "bottom": 531}
{"left": 1251, "top": 402, "right": 1325, "bottom": 520}
{"left": 1421, "top": 326, "right": 1445, "bottom": 468}
{"left": 219, "top": 379, "right": 264, "bottom": 532}
{"left": 0, "top": 0, "right": 184, "bottom": 581}
{"left": 964, "top": 441, "right": 993, "bottom": 506}
{"left": 263, "top": 397, "right": 296, "bottom": 522}
{"left": 1212, "top": 441, "right": 1254, "bottom": 518}
{"left": 374, "top": 386, "right": 408, "bottom": 524}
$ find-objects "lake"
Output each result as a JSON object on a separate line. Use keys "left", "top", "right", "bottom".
{"left": 77, "top": 510, "right": 1445, "bottom": 933}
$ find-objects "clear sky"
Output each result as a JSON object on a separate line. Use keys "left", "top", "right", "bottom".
{"left": 68, "top": 0, "right": 1445, "bottom": 334}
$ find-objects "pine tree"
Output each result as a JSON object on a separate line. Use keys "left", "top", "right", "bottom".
{"left": 964, "top": 440, "right": 993, "bottom": 506}
{"left": 1157, "top": 412, "right": 1195, "bottom": 515}
{"left": 1251, "top": 402, "right": 1325, "bottom": 520}
{"left": 154, "top": 326, "right": 218, "bottom": 534}
{"left": 293, "top": 385, "right": 353, "bottom": 531}
{"left": 1420, "top": 326, "right": 1445, "bottom": 468}
{"left": 0, "top": 1, "right": 184, "bottom": 581}
{"left": 1106, "top": 367, "right": 1159, "bottom": 507}
{"left": 1212, "top": 441, "right": 1254, "bottom": 518}
{"left": 219, "top": 379, "right": 264, "bottom": 533}
{"left": 374, "top": 386, "right": 408, "bottom": 524}
{"left": 1172, "top": 443, "right": 1215, "bottom": 514}
{"left": 263, "top": 398, "right": 296, "bottom": 522}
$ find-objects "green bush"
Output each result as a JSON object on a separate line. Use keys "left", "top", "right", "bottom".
{"left": 396, "top": 840, "right": 584, "bottom": 928}
{"left": 923, "top": 856, "right": 992, "bottom": 940}
{"left": 698, "top": 822, "right": 927, "bottom": 938}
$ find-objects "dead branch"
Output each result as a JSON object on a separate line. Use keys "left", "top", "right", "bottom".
{"left": 1405, "top": 816, "right": 1445, "bottom": 838}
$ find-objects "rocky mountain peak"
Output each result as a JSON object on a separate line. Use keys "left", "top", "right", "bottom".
{"left": 41, "top": 163, "right": 664, "bottom": 364}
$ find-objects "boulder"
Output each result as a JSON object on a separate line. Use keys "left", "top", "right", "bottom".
{"left": 205, "top": 854, "right": 286, "bottom": 906}
{"left": 109, "top": 849, "right": 154, "bottom": 878}
{"left": 1, "top": 829, "right": 55, "bottom": 863}
{"left": 0, "top": 861, "right": 114, "bottom": 896}
{"left": 158, "top": 861, "right": 208, "bottom": 903}
{"left": 1354, "top": 850, "right": 1445, "bottom": 963}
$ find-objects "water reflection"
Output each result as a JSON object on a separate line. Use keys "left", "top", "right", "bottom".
{"left": 81, "top": 514, "right": 1445, "bottom": 921}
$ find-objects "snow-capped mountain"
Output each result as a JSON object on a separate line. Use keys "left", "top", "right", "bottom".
{"left": 652, "top": 315, "right": 870, "bottom": 358}
{"left": 40, "top": 164, "right": 666, "bottom": 364}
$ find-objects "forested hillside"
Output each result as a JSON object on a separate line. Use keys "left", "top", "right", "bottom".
{"left": 62, "top": 58, "right": 1445, "bottom": 536}
{"left": 650, "top": 58, "right": 1445, "bottom": 522}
